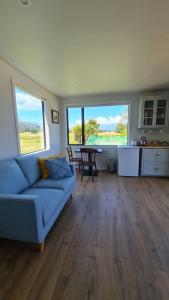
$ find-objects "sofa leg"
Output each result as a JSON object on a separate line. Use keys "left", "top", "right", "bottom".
{"left": 39, "top": 241, "right": 45, "bottom": 253}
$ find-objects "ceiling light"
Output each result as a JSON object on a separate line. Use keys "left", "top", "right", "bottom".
{"left": 18, "top": 0, "right": 31, "bottom": 7}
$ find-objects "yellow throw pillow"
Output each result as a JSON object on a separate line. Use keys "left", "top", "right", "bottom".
{"left": 39, "top": 154, "right": 64, "bottom": 179}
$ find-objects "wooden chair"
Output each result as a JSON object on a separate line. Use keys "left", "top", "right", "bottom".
{"left": 80, "top": 148, "right": 98, "bottom": 182}
{"left": 66, "top": 147, "right": 82, "bottom": 171}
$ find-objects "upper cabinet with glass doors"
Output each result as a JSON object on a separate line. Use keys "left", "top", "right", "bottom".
{"left": 138, "top": 96, "right": 169, "bottom": 128}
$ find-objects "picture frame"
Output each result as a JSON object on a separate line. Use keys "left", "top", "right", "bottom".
{"left": 51, "top": 109, "right": 59, "bottom": 124}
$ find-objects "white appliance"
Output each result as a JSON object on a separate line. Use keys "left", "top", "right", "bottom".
{"left": 117, "top": 146, "right": 140, "bottom": 176}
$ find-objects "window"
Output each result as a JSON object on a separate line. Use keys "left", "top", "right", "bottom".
{"left": 67, "top": 104, "right": 128, "bottom": 146}
{"left": 15, "top": 86, "right": 46, "bottom": 155}
{"left": 67, "top": 107, "right": 83, "bottom": 145}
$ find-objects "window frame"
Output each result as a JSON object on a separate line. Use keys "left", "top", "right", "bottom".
{"left": 13, "top": 83, "right": 47, "bottom": 155}
{"left": 66, "top": 104, "right": 129, "bottom": 146}
{"left": 66, "top": 107, "right": 85, "bottom": 146}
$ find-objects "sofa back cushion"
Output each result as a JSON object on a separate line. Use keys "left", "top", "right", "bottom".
{"left": 16, "top": 156, "right": 41, "bottom": 186}
{"left": 0, "top": 159, "right": 29, "bottom": 194}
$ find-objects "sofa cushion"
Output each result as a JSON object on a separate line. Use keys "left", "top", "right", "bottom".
{"left": 45, "top": 157, "right": 72, "bottom": 180}
{"left": 21, "top": 188, "right": 64, "bottom": 226}
{"left": 16, "top": 156, "right": 41, "bottom": 186}
{"left": 0, "top": 159, "right": 29, "bottom": 194}
{"left": 39, "top": 154, "right": 64, "bottom": 179}
{"left": 33, "top": 176, "right": 75, "bottom": 196}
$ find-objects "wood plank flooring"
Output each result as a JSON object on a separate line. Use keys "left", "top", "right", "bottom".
{"left": 1, "top": 173, "right": 169, "bottom": 299}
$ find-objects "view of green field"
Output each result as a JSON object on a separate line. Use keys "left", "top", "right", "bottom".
{"left": 69, "top": 131, "right": 127, "bottom": 145}
{"left": 19, "top": 132, "right": 45, "bottom": 155}
{"left": 87, "top": 134, "right": 127, "bottom": 145}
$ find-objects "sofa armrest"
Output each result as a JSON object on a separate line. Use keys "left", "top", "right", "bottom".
{"left": 69, "top": 163, "right": 76, "bottom": 176}
{"left": 0, "top": 194, "right": 43, "bottom": 243}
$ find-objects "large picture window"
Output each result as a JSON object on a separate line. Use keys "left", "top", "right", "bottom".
{"left": 15, "top": 86, "right": 46, "bottom": 155}
{"left": 67, "top": 104, "right": 129, "bottom": 146}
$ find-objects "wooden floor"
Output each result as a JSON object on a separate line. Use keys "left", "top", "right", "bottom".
{"left": 1, "top": 173, "right": 169, "bottom": 300}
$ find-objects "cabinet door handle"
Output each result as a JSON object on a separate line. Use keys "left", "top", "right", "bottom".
{"left": 154, "top": 167, "right": 159, "bottom": 175}
{"left": 155, "top": 153, "right": 160, "bottom": 159}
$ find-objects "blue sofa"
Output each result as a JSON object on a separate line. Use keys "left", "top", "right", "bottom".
{"left": 0, "top": 155, "right": 76, "bottom": 251}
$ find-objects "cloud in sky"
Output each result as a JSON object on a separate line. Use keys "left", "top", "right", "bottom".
{"left": 94, "top": 116, "right": 123, "bottom": 125}
{"left": 74, "top": 113, "right": 127, "bottom": 126}
{"left": 16, "top": 92, "right": 41, "bottom": 111}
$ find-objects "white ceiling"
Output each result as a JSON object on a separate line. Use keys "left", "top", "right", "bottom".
{"left": 0, "top": 0, "right": 169, "bottom": 96}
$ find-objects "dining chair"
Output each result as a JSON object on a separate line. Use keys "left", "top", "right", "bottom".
{"left": 66, "top": 147, "right": 82, "bottom": 171}
{"left": 80, "top": 148, "right": 98, "bottom": 182}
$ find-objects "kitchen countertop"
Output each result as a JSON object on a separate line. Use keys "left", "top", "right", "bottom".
{"left": 118, "top": 145, "right": 169, "bottom": 149}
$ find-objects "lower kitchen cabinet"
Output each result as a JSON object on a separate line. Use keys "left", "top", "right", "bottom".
{"left": 141, "top": 148, "right": 169, "bottom": 176}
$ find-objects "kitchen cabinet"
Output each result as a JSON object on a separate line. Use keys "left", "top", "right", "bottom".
{"left": 138, "top": 96, "right": 169, "bottom": 128}
{"left": 141, "top": 148, "right": 169, "bottom": 176}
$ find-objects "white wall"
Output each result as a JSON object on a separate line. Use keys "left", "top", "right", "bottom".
{"left": 60, "top": 92, "right": 169, "bottom": 169}
{"left": 0, "top": 59, "right": 61, "bottom": 160}
{"left": 1, "top": 57, "right": 168, "bottom": 167}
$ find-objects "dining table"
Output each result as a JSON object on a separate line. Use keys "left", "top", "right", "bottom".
{"left": 75, "top": 148, "right": 103, "bottom": 154}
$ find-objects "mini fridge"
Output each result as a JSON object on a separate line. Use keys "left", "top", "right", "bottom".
{"left": 117, "top": 146, "right": 140, "bottom": 176}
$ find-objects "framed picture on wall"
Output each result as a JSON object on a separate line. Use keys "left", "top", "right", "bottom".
{"left": 51, "top": 109, "right": 59, "bottom": 124}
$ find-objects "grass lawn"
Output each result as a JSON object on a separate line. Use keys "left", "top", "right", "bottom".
{"left": 69, "top": 132, "right": 127, "bottom": 145}
{"left": 19, "top": 131, "right": 45, "bottom": 154}
{"left": 87, "top": 134, "right": 127, "bottom": 145}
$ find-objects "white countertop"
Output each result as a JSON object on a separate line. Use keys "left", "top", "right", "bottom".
{"left": 118, "top": 145, "right": 169, "bottom": 149}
